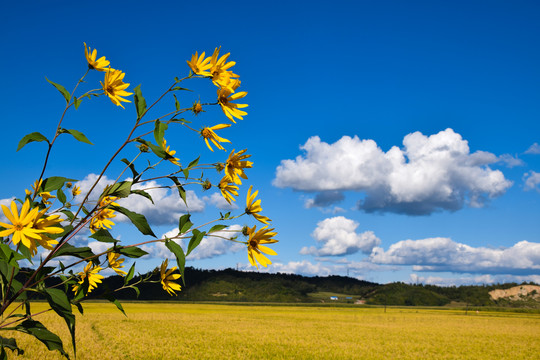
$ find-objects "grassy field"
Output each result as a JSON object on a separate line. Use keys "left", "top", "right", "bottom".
{"left": 2, "top": 302, "right": 539, "bottom": 359}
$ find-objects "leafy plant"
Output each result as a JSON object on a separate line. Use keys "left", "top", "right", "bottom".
{"left": 0, "top": 44, "right": 278, "bottom": 358}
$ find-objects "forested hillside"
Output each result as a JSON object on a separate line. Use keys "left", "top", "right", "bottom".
{"left": 28, "top": 267, "right": 539, "bottom": 307}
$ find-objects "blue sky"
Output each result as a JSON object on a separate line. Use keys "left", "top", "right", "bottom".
{"left": 1, "top": 1, "right": 539, "bottom": 285}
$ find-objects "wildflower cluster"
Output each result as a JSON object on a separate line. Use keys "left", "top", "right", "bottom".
{"left": 0, "top": 43, "right": 278, "bottom": 358}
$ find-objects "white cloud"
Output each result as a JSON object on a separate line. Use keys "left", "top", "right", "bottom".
{"left": 143, "top": 225, "right": 244, "bottom": 260}
{"left": 87, "top": 241, "right": 113, "bottom": 255}
{"left": 523, "top": 171, "right": 540, "bottom": 192}
{"left": 497, "top": 154, "right": 524, "bottom": 168}
{"left": 410, "top": 273, "right": 540, "bottom": 286}
{"left": 274, "top": 129, "right": 512, "bottom": 215}
{"left": 370, "top": 237, "right": 540, "bottom": 274}
{"left": 120, "top": 180, "right": 204, "bottom": 225}
{"left": 525, "top": 142, "right": 540, "bottom": 155}
{"left": 204, "top": 192, "right": 239, "bottom": 210}
{"left": 300, "top": 216, "right": 380, "bottom": 256}
{"left": 74, "top": 174, "right": 205, "bottom": 226}
{"left": 269, "top": 260, "right": 335, "bottom": 276}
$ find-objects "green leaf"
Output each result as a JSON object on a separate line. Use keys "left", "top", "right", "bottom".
{"left": 0, "top": 336, "right": 23, "bottom": 356}
{"left": 42, "top": 177, "right": 77, "bottom": 193}
{"left": 128, "top": 285, "right": 140, "bottom": 298}
{"left": 133, "top": 84, "right": 147, "bottom": 119}
{"left": 171, "top": 86, "right": 192, "bottom": 91}
{"left": 17, "top": 132, "right": 49, "bottom": 151}
{"left": 89, "top": 229, "right": 117, "bottom": 243}
{"left": 58, "top": 128, "right": 93, "bottom": 145}
{"left": 52, "top": 244, "right": 95, "bottom": 260}
{"left": 178, "top": 214, "right": 192, "bottom": 234}
{"left": 168, "top": 177, "right": 187, "bottom": 206}
{"left": 45, "top": 77, "right": 71, "bottom": 104}
{"left": 208, "top": 224, "right": 227, "bottom": 234}
{"left": 102, "top": 181, "right": 132, "bottom": 199}
{"left": 103, "top": 294, "right": 126, "bottom": 316}
{"left": 74, "top": 302, "right": 84, "bottom": 315}
{"left": 110, "top": 205, "right": 156, "bottom": 237}
{"left": 73, "top": 96, "right": 82, "bottom": 110}
{"left": 173, "top": 94, "right": 180, "bottom": 111}
{"left": 186, "top": 229, "right": 205, "bottom": 256}
{"left": 165, "top": 239, "right": 186, "bottom": 285}
{"left": 131, "top": 189, "right": 153, "bottom": 204}
{"left": 121, "top": 158, "right": 140, "bottom": 182}
{"left": 124, "top": 262, "right": 136, "bottom": 285}
{"left": 187, "top": 156, "right": 200, "bottom": 169}
{"left": 136, "top": 139, "right": 168, "bottom": 159}
{"left": 117, "top": 246, "right": 148, "bottom": 258}
{"left": 153, "top": 120, "right": 168, "bottom": 146}
{"left": 15, "top": 319, "right": 69, "bottom": 358}
{"left": 56, "top": 188, "right": 66, "bottom": 205}
{"left": 0, "top": 261, "right": 18, "bottom": 284}
{"left": 60, "top": 210, "right": 75, "bottom": 221}
{"left": 0, "top": 244, "right": 25, "bottom": 267}
{"left": 44, "top": 288, "right": 76, "bottom": 356}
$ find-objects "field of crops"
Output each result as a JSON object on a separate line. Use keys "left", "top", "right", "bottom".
{"left": 3, "top": 302, "right": 539, "bottom": 359}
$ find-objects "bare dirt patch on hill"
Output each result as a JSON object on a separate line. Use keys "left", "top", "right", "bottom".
{"left": 489, "top": 285, "right": 540, "bottom": 301}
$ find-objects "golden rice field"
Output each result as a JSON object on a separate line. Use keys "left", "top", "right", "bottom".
{"left": 2, "top": 302, "right": 539, "bottom": 359}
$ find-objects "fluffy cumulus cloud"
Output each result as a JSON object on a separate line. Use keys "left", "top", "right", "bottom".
{"left": 144, "top": 225, "right": 244, "bottom": 261}
{"left": 525, "top": 142, "right": 540, "bottom": 155}
{"left": 370, "top": 237, "right": 540, "bottom": 275}
{"left": 300, "top": 216, "right": 380, "bottom": 256}
{"left": 203, "top": 192, "right": 239, "bottom": 210}
{"left": 523, "top": 171, "right": 540, "bottom": 192}
{"left": 74, "top": 174, "right": 204, "bottom": 226}
{"left": 274, "top": 129, "right": 512, "bottom": 215}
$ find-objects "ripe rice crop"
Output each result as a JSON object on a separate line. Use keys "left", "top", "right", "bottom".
{"left": 3, "top": 302, "right": 539, "bottom": 359}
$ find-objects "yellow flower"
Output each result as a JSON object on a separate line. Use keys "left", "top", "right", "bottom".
{"left": 98, "top": 196, "right": 119, "bottom": 208}
{"left": 225, "top": 149, "right": 253, "bottom": 185}
{"left": 0, "top": 200, "right": 42, "bottom": 252}
{"left": 161, "top": 139, "right": 180, "bottom": 166}
{"left": 32, "top": 209, "right": 63, "bottom": 256}
{"left": 72, "top": 186, "right": 81, "bottom": 197}
{"left": 186, "top": 51, "right": 212, "bottom": 76}
{"left": 218, "top": 175, "right": 239, "bottom": 204}
{"left": 160, "top": 259, "right": 181, "bottom": 296}
{"left": 84, "top": 43, "right": 112, "bottom": 72}
{"left": 217, "top": 83, "right": 247, "bottom": 123}
{"left": 30, "top": 179, "right": 42, "bottom": 196}
{"left": 72, "top": 262, "right": 104, "bottom": 294}
{"left": 192, "top": 101, "right": 204, "bottom": 115}
{"left": 39, "top": 192, "right": 56, "bottom": 205}
{"left": 200, "top": 124, "right": 231, "bottom": 152}
{"left": 209, "top": 47, "right": 238, "bottom": 88}
{"left": 89, "top": 209, "right": 116, "bottom": 233}
{"left": 26, "top": 179, "right": 55, "bottom": 204}
{"left": 107, "top": 252, "right": 127, "bottom": 276}
{"left": 101, "top": 69, "right": 132, "bottom": 108}
{"left": 245, "top": 186, "right": 271, "bottom": 224}
{"left": 246, "top": 225, "right": 278, "bottom": 268}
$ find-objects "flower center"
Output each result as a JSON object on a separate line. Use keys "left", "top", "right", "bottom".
{"left": 201, "top": 128, "right": 212, "bottom": 138}
{"left": 14, "top": 223, "right": 24, "bottom": 231}
{"left": 249, "top": 240, "right": 258, "bottom": 248}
